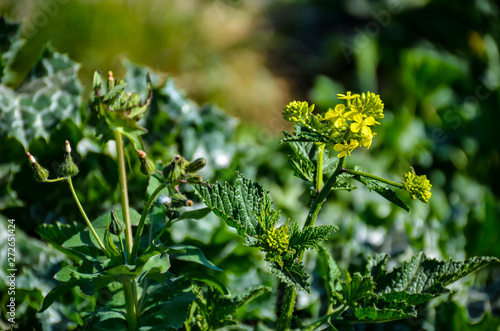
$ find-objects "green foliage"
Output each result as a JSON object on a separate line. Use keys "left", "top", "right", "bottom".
{"left": 0, "top": 45, "right": 82, "bottom": 148}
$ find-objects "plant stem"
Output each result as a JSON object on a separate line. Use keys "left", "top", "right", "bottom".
{"left": 115, "top": 131, "right": 134, "bottom": 256}
{"left": 315, "top": 143, "right": 325, "bottom": 194}
{"left": 302, "top": 304, "right": 347, "bottom": 331}
{"left": 67, "top": 177, "right": 107, "bottom": 252}
{"left": 115, "top": 131, "right": 139, "bottom": 328}
{"left": 123, "top": 281, "right": 138, "bottom": 330}
{"left": 343, "top": 168, "right": 404, "bottom": 188}
{"left": 44, "top": 177, "right": 67, "bottom": 183}
{"left": 277, "top": 286, "right": 297, "bottom": 331}
{"left": 303, "top": 156, "right": 346, "bottom": 231}
{"left": 277, "top": 156, "right": 346, "bottom": 330}
{"left": 129, "top": 182, "right": 167, "bottom": 263}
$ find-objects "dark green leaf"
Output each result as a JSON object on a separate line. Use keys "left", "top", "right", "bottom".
{"left": 168, "top": 244, "right": 222, "bottom": 271}
{"left": 317, "top": 245, "right": 342, "bottom": 304}
{"left": 178, "top": 207, "right": 211, "bottom": 220}
{"left": 186, "top": 271, "right": 229, "bottom": 295}
{"left": 341, "top": 272, "right": 375, "bottom": 304}
{"left": 267, "top": 254, "right": 310, "bottom": 292}
{"left": 345, "top": 304, "right": 417, "bottom": 323}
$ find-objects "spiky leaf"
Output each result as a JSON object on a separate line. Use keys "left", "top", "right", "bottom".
{"left": 267, "top": 254, "right": 310, "bottom": 292}
{"left": 192, "top": 173, "right": 266, "bottom": 241}
{"left": 289, "top": 225, "right": 339, "bottom": 251}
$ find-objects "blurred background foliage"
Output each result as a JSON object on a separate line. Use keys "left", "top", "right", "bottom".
{"left": 1, "top": 0, "right": 500, "bottom": 329}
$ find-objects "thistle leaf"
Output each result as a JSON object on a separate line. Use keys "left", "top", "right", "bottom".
{"left": 289, "top": 225, "right": 339, "bottom": 251}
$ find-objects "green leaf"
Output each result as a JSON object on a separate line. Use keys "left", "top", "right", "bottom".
{"left": 139, "top": 290, "right": 195, "bottom": 329}
{"left": 345, "top": 304, "right": 417, "bottom": 323}
{"left": 39, "top": 280, "right": 81, "bottom": 312}
{"left": 136, "top": 251, "right": 171, "bottom": 283}
{"left": 341, "top": 272, "right": 375, "bottom": 304}
{"left": 186, "top": 271, "right": 230, "bottom": 295}
{"left": 281, "top": 130, "right": 339, "bottom": 183}
{"left": 374, "top": 252, "right": 499, "bottom": 295}
{"left": 168, "top": 244, "right": 222, "bottom": 271}
{"left": 178, "top": 207, "right": 211, "bottom": 220}
{"left": 317, "top": 245, "right": 342, "bottom": 304}
{"left": 192, "top": 173, "right": 266, "bottom": 241}
{"left": 36, "top": 222, "right": 85, "bottom": 261}
{"left": 352, "top": 167, "right": 410, "bottom": 212}
{"left": 289, "top": 225, "right": 339, "bottom": 251}
{"left": 0, "top": 46, "right": 82, "bottom": 147}
{"left": 233, "top": 285, "right": 271, "bottom": 309}
{"left": 267, "top": 254, "right": 310, "bottom": 292}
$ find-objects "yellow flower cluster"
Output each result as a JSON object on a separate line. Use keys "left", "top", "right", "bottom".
{"left": 282, "top": 100, "right": 314, "bottom": 124}
{"left": 329, "top": 92, "right": 384, "bottom": 157}
{"left": 264, "top": 226, "right": 289, "bottom": 254}
{"left": 402, "top": 170, "right": 432, "bottom": 203}
{"left": 282, "top": 91, "right": 384, "bottom": 158}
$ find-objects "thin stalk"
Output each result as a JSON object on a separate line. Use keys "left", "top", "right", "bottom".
{"left": 343, "top": 168, "right": 404, "bottom": 188}
{"left": 115, "top": 131, "right": 139, "bottom": 328}
{"left": 67, "top": 177, "right": 107, "bottom": 252}
{"left": 123, "top": 282, "right": 138, "bottom": 330}
{"left": 315, "top": 143, "right": 325, "bottom": 194}
{"left": 45, "top": 177, "right": 67, "bottom": 183}
{"left": 130, "top": 182, "right": 168, "bottom": 263}
{"left": 115, "top": 131, "right": 134, "bottom": 256}
{"left": 302, "top": 304, "right": 347, "bottom": 331}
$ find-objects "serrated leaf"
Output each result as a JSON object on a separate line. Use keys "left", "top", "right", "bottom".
{"left": 267, "top": 255, "right": 310, "bottom": 292}
{"left": 351, "top": 167, "right": 410, "bottom": 212}
{"left": 345, "top": 304, "right": 417, "bottom": 323}
{"left": 192, "top": 173, "right": 266, "bottom": 240}
{"left": 0, "top": 47, "right": 82, "bottom": 147}
{"left": 233, "top": 286, "right": 271, "bottom": 309}
{"left": 374, "top": 252, "right": 499, "bottom": 295}
{"left": 36, "top": 222, "right": 85, "bottom": 261}
{"left": 341, "top": 272, "right": 375, "bottom": 304}
{"left": 289, "top": 225, "right": 339, "bottom": 251}
{"left": 168, "top": 244, "right": 222, "bottom": 271}
{"left": 317, "top": 245, "right": 342, "bottom": 304}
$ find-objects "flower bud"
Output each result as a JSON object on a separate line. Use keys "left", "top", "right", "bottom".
{"left": 171, "top": 192, "right": 193, "bottom": 207}
{"left": 59, "top": 141, "right": 79, "bottom": 177}
{"left": 402, "top": 168, "right": 432, "bottom": 203}
{"left": 107, "top": 71, "right": 115, "bottom": 90}
{"left": 163, "top": 155, "right": 186, "bottom": 182}
{"left": 186, "top": 158, "right": 206, "bottom": 173}
{"left": 186, "top": 173, "right": 204, "bottom": 184}
{"left": 26, "top": 152, "right": 49, "bottom": 182}
{"left": 109, "top": 211, "right": 125, "bottom": 235}
{"left": 137, "top": 150, "right": 155, "bottom": 176}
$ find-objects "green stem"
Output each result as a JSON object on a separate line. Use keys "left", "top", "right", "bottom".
{"left": 277, "top": 156, "right": 346, "bottom": 330}
{"left": 123, "top": 282, "right": 138, "bottom": 330}
{"left": 277, "top": 286, "right": 297, "bottom": 331}
{"left": 44, "top": 177, "right": 67, "bottom": 183}
{"left": 67, "top": 177, "right": 107, "bottom": 252}
{"left": 343, "top": 168, "right": 404, "bottom": 188}
{"left": 302, "top": 304, "right": 347, "bottom": 331}
{"left": 315, "top": 143, "right": 325, "bottom": 194}
{"left": 129, "top": 182, "right": 168, "bottom": 263}
{"left": 115, "top": 131, "right": 134, "bottom": 257}
{"left": 302, "top": 156, "right": 346, "bottom": 231}
{"left": 115, "top": 131, "right": 139, "bottom": 328}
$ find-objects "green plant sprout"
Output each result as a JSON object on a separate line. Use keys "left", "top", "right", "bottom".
{"left": 26, "top": 71, "right": 498, "bottom": 330}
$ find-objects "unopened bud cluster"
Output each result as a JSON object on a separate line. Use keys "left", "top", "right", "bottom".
{"left": 162, "top": 155, "right": 207, "bottom": 185}
{"left": 402, "top": 169, "right": 432, "bottom": 203}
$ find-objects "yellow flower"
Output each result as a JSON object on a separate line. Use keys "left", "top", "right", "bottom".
{"left": 361, "top": 132, "right": 377, "bottom": 149}
{"left": 337, "top": 91, "right": 360, "bottom": 106}
{"left": 334, "top": 139, "right": 359, "bottom": 158}
{"left": 402, "top": 170, "right": 432, "bottom": 203}
{"left": 323, "top": 104, "right": 356, "bottom": 128}
{"left": 350, "top": 113, "right": 376, "bottom": 136}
